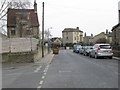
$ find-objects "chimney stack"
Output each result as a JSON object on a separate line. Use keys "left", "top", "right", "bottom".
{"left": 34, "top": 0, "right": 37, "bottom": 13}
{"left": 106, "top": 29, "right": 108, "bottom": 34}
{"left": 76, "top": 27, "right": 79, "bottom": 30}
{"left": 91, "top": 34, "right": 93, "bottom": 37}
{"left": 118, "top": 1, "right": 120, "bottom": 23}
{"left": 84, "top": 32, "right": 86, "bottom": 37}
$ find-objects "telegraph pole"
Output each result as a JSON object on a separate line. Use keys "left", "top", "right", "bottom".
{"left": 42, "top": 2, "right": 44, "bottom": 57}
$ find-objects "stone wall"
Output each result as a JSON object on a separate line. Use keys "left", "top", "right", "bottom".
{"left": 1, "top": 38, "right": 49, "bottom": 63}
{"left": 2, "top": 52, "right": 34, "bottom": 63}
{"left": 2, "top": 46, "right": 49, "bottom": 63}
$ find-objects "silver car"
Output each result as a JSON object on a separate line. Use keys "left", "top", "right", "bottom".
{"left": 73, "top": 45, "right": 82, "bottom": 53}
{"left": 89, "top": 44, "right": 113, "bottom": 59}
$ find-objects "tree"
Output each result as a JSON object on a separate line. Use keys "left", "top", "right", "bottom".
{"left": 95, "top": 38, "right": 108, "bottom": 44}
{"left": 0, "top": 0, "right": 32, "bottom": 35}
{"left": 44, "top": 30, "right": 52, "bottom": 40}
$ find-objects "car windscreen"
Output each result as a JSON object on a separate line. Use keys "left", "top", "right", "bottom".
{"left": 77, "top": 45, "right": 82, "bottom": 48}
{"left": 100, "top": 45, "right": 111, "bottom": 49}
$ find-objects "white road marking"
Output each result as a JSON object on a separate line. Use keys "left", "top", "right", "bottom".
{"left": 34, "top": 66, "right": 42, "bottom": 73}
{"left": 39, "top": 80, "right": 43, "bottom": 85}
{"left": 42, "top": 76, "right": 45, "bottom": 79}
{"left": 49, "top": 54, "right": 54, "bottom": 64}
{"left": 37, "top": 86, "right": 41, "bottom": 88}
{"left": 45, "top": 67, "right": 48, "bottom": 70}
{"left": 43, "top": 69, "right": 47, "bottom": 73}
{"left": 44, "top": 73, "right": 47, "bottom": 75}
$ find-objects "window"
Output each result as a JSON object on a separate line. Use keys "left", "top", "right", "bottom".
{"left": 77, "top": 36, "right": 79, "bottom": 40}
{"left": 74, "top": 37, "right": 76, "bottom": 40}
{"left": 11, "top": 30, "right": 15, "bottom": 35}
{"left": 66, "top": 32, "right": 68, "bottom": 35}
{"left": 100, "top": 45, "right": 111, "bottom": 49}
{"left": 66, "top": 37, "right": 68, "bottom": 40}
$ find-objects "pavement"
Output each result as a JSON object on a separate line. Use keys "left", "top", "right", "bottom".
{"left": 35, "top": 51, "right": 55, "bottom": 65}
{"left": 113, "top": 56, "right": 120, "bottom": 60}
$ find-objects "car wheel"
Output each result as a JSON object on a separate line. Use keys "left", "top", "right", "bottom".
{"left": 89, "top": 53, "right": 92, "bottom": 58}
{"left": 109, "top": 56, "right": 112, "bottom": 59}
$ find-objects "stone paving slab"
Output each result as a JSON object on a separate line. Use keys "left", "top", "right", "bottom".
{"left": 35, "top": 51, "right": 54, "bottom": 65}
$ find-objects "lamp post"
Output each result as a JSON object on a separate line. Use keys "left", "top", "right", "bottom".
{"left": 42, "top": 2, "right": 44, "bottom": 58}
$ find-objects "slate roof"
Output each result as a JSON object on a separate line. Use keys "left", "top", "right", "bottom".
{"left": 62, "top": 28, "right": 83, "bottom": 32}
{"left": 7, "top": 8, "right": 39, "bottom": 27}
{"left": 84, "top": 36, "right": 93, "bottom": 39}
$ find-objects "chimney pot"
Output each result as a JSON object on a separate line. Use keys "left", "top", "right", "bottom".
{"left": 76, "top": 27, "right": 79, "bottom": 30}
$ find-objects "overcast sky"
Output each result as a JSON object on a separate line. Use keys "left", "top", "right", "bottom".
{"left": 33, "top": 0, "right": 119, "bottom": 37}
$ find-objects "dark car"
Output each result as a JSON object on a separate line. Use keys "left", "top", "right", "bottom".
{"left": 83, "top": 46, "right": 93, "bottom": 56}
{"left": 79, "top": 46, "right": 84, "bottom": 54}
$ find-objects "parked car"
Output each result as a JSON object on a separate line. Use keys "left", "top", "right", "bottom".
{"left": 89, "top": 44, "right": 113, "bottom": 59}
{"left": 73, "top": 45, "right": 82, "bottom": 53}
{"left": 79, "top": 46, "right": 84, "bottom": 54}
{"left": 83, "top": 46, "right": 93, "bottom": 56}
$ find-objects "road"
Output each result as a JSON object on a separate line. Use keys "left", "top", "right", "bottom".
{"left": 2, "top": 50, "right": 118, "bottom": 88}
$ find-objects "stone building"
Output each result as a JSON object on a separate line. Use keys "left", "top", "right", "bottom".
{"left": 7, "top": 1, "right": 39, "bottom": 38}
{"left": 62, "top": 27, "right": 83, "bottom": 46}
{"left": 111, "top": 23, "right": 120, "bottom": 45}
{"left": 93, "top": 30, "right": 112, "bottom": 44}
{"left": 111, "top": 2, "right": 120, "bottom": 45}
{"left": 83, "top": 33, "right": 94, "bottom": 45}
